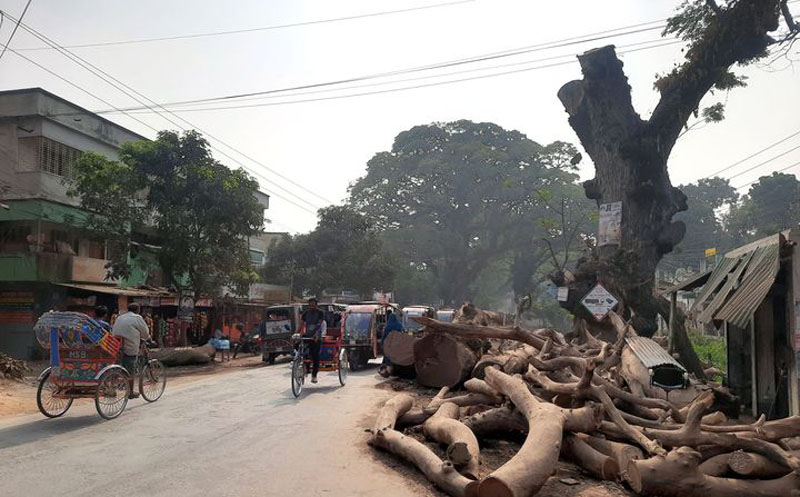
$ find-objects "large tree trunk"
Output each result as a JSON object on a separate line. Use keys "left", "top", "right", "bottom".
{"left": 414, "top": 333, "right": 478, "bottom": 388}
{"left": 554, "top": 0, "right": 781, "bottom": 378}
{"left": 151, "top": 343, "right": 215, "bottom": 366}
{"left": 383, "top": 332, "right": 417, "bottom": 366}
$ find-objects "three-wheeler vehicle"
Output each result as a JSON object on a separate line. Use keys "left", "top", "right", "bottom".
{"left": 33, "top": 311, "right": 166, "bottom": 420}
{"left": 401, "top": 305, "right": 436, "bottom": 331}
{"left": 436, "top": 308, "right": 455, "bottom": 322}
{"left": 290, "top": 322, "right": 349, "bottom": 397}
{"left": 262, "top": 303, "right": 345, "bottom": 364}
{"left": 341, "top": 302, "right": 400, "bottom": 369}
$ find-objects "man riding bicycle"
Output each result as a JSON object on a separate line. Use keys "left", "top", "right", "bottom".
{"left": 299, "top": 298, "right": 326, "bottom": 383}
{"left": 112, "top": 303, "right": 151, "bottom": 399}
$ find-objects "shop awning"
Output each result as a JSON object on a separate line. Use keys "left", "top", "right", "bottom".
{"left": 690, "top": 233, "right": 784, "bottom": 328}
{"left": 55, "top": 283, "right": 170, "bottom": 298}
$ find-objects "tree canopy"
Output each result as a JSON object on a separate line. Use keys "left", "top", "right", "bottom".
{"left": 70, "top": 130, "right": 264, "bottom": 298}
{"left": 261, "top": 205, "right": 394, "bottom": 299}
{"left": 349, "top": 120, "right": 594, "bottom": 306}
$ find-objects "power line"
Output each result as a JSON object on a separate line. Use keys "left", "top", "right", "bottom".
{"left": 0, "top": 0, "right": 32, "bottom": 60}
{"left": 734, "top": 160, "right": 800, "bottom": 190}
{"left": 6, "top": 19, "right": 332, "bottom": 214}
{"left": 88, "top": 23, "right": 670, "bottom": 114}
{"left": 1, "top": 32, "right": 322, "bottom": 217}
{"left": 13, "top": 0, "right": 475, "bottom": 51}
{"left": 102, "top": 40, "right": 681, "bottom": 116}
{"left": 724, "top": 143, "right": 800, "bottom": 181}
{"left": 702, "top": 128, "right": 800, "bottom": 179}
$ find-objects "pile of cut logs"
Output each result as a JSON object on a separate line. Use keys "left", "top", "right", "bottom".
{"left": 370, "top": 307, "right": 800, "bottom": 497}
{"left": 0, "top": 352, "right": 29, "bottom": 380}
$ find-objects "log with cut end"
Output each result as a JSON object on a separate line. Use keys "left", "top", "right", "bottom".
{"left": 627, "top": 446, "right": 800, "bottom": 497}
{"left": 422, "top": 402, "right": 480, "bottom": 480}
{"left": 728, "top": 450, "right": 793, "bottom": 479}
{"left": 383, "top": 332, "right": 417, "bottom": 367}
{"left": 414, "top": 333, "right": 478, "bottom": 388}
{"left": 480, "top": 366, "right": 566, "bottom": 497}
{"left": 697, "top": 453, "right": 731, "bottom": 477}
{"left": 369, "top": 394, "right": 478, "bottom": 497}
{"left": 561, "top": 433, "right": 620, "bottom": 481}
{"left": 151, "top": 343, "right": 215, "bottom": 366}
{"left": 472, "top": 346, "right": 535, "bottom": 379}
{"left": 579, "top": 435, "right": 643, "bottom": 478}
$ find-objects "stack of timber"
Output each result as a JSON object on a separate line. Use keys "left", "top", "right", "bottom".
{"left": 0, "top": 352, "right": 28, "bottom": 379}
{"left": 368, "top": 307, "right": 800, "bottom": 497}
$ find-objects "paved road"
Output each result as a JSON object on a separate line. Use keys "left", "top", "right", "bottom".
{"left": 0, "top": 361, "right": 428, "bottom": 497}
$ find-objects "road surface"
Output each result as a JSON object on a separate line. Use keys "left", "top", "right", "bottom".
{"left": 0, "top": 361, "right": 432, "bottom": 497}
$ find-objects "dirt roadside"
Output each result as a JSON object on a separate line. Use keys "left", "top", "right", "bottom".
{"left": 0, "top": 353, "right": 269, "bottom": 418}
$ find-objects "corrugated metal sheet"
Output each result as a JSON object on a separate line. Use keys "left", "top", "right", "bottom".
{"left": 697, "top": 250, "right": 755, "bottom": 323}
{"left": 690, "top": 257, "right": 739, "bottom": 314}
{"left": 714, "top": 243, "right": 780, "bottom": 328}
{"left": 691, "top": 234, "right": 784, "bottom": 329}
{"left": 658, "top": 269, "right": 712, "bottom": 296}
{"left": 625, "top": 336, "right": 686, "bottom": 371}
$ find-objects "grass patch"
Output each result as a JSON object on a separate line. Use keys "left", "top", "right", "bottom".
{"left": 689, "top": 332, "right": 726, "bottom": 379}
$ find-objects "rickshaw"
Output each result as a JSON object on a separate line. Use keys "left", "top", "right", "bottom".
{"left": 402, "top": 305, "right": 436, "bottom": 331}
{"left": 33, "top": 311, "right": 167, "bottom": 420}
{"left": 262, "top": 303, "right": 345, "bottom": 364}
{"left": 342, "top": 302, "right": 399, "bottom": 369}
{"left": 290, "top": 322, "right": 349, "bottom": 397}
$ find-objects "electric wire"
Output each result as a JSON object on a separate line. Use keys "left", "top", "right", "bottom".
{"left": 0, "top": 0, "right": 31, "bottom": 60}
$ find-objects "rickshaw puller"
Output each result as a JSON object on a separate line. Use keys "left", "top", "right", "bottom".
{"left": 112, "top": 303, "right": 152, "bottom": 398}
{"left": 299, "top": 298, "right": 325, "bottom": 383}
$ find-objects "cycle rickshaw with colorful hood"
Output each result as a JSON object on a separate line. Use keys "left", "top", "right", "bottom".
{"left": 33, "top": 311, "right": 166, "bottom": 420}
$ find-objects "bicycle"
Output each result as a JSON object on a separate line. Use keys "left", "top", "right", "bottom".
{"left": 291, "top": 333, "right": 347, "bottom": 398}
{"left": 133, "top": 339, "right": 167, "bottom": 402}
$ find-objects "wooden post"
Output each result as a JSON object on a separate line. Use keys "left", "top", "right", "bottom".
{"left": 750, "top": 315, "right": 759, "bottom": 418}
{"left": 668, "top": 292, "right": 677, "bottom": 355}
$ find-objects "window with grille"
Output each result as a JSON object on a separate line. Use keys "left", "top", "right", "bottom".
{"left": 36, "top": 137, "right": 82, "bottom": 178}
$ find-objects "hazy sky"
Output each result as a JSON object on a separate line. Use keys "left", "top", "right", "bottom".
{"left": 1, "top": 0, "right": 798, "bottom": 233}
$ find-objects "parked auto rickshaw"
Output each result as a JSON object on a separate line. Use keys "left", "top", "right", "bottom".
{"left": 401, "top": 305, "right": 436, "bottom": 331}
{"left": 436, "top": 308, "right": 455, "bottom": 322}
{"left": 262, "top": 303, "right": 345, "bottom": 364}
{"left": 342, "top": 302, "right": 399, "bottom": 369}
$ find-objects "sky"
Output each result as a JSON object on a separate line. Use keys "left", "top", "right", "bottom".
{"left": 0, "top": 0, "right": 798, "bottom": 233}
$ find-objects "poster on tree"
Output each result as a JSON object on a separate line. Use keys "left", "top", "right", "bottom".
{"left": 598, "top": 201, "right": 622, "bottom": 246}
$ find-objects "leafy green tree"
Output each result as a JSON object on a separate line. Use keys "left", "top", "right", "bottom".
{"left": 727, "top": 172, "right": 800, "bottom": 239}
{"left": 661, "top": 177, "right": 739, "bottom": 272}
{"left": 349, "top": 120, "right": 588, "bottom": 305}
{"left": 261, "top": 206, "right": 394, "bottom": 298}
{"left": 70, "top": 130, "right": 264, "bottom": 298}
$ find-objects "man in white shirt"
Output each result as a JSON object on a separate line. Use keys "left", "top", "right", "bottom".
{"left": 112, "top": 303, "right": 151, "bottom": 399}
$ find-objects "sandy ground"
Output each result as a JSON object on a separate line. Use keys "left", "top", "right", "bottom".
{"left": 0, "top": 359, "right": 438, "bottom": 497}
{"left": 0, "top": 353, "right": 265, "bottom": 418}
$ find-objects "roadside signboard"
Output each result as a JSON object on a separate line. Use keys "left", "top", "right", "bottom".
{"left": 580, "top": 284, "right": 618, "bottom": 321}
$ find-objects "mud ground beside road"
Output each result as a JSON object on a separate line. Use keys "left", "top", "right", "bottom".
{"left": 0, "top": 353, "right": 270, "bottom": 418}
{"left": 369, "top": 377, "right": 634, "bottom": 497}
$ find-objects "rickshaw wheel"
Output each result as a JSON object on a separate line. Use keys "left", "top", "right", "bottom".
{"left": 36, "top": 370, "right": 73, "bottom": 418}
{"left": 291, "top": 356, "right": 304, "bottom": 397}
{"left": 95, "top": 369, "right": 130, "bottom": 420}
{"left": 139, "top": 360, "right": 167, "bottom": 402}
{"left": 338, "top": 349, "right": 348, "bottom": 386}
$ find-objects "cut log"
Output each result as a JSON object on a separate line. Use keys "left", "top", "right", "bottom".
{"left": 480, "top": 366, "right": 566, "bottom": 497}
{"left": 728, "top": 450, "right": 792, "bottom": 479}
{"left": 579, "top": 435, "right": 643, "bottom": 479}
{"left": 561, "top": 433, "right": 620, "bottom": 481}
{"left": 373, "top": 394, "right": 414, "bottom": 433}
{"left": 462, "top": 406, "right": 526, "bottom": 438}
{"left": 370, "top": 394, "right": 478, "bottom": 497}
{"left": 422, "top": 402, "right": 480, "bottom": 480}
{"left": 627, "top": 446, "right": 800, "bottom": 497}
{"left": 464, "top": 378, "right": 502, "bottom": 399}
{"left": 472, "top": 346, "right": 536, "bottom": 379}
{"left": 151, "top": 343, "right": 215, "bottom": 366}
{"left": 383, "top": 332, "right": 417, "bottom": 366}
{"left": 414, "top": 333, "right": 478, "bottom": 388}
{"left": 697, "top": 453, "right": 732, "bottom": 477}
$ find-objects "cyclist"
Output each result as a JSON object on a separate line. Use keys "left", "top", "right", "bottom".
{"left": 299, "top": 298, "right": 325, "bottom": 383}
{"left": 112, "top": 303, "right": 151, "bottom": 399}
